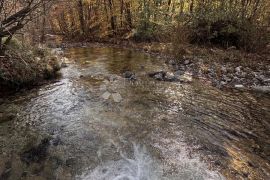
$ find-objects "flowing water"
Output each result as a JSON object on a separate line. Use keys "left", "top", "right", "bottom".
{"left": 0, "top": 46, "right": 269, "bottom": 180}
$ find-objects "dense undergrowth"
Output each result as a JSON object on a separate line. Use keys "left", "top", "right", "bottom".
{"left": 50, "top": 0, "right": 270, "bottom": 54}
{"left": 0, "top": 38, "right": 61, "bottom": 91}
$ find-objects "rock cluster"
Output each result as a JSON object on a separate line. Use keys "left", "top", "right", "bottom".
{"left": 166, "top": 57, "right": 270, "bottom": 92}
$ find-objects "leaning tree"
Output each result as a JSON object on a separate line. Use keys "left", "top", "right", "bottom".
{"left": 0, "top": 0, "right": 52, "bottom": 54}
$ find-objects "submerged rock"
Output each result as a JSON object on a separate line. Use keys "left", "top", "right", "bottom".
{"left": 123, "top": 71, "right": 136, "bottom": 80}
{"left": 101, "top": 91, "right": 111, "bottom": 100}
{"left": 112, "top": 93, "right": 122, "bottom": 103}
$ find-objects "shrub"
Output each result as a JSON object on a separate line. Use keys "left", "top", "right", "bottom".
{"left": 0, "top": 38, "right": 61, "bottom": 89}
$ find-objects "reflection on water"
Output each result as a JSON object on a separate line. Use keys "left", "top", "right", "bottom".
{"left": 0, "top": 46, "right": 269, "bottom": 180}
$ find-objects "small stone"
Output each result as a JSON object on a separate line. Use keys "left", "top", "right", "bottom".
{"left": 165, "top": 72, "right": 176, "bottom": 82}
{"left": 179, "top": 73, "right": 193, "bottom": 83}
{"left": 184, "top": 60, "right": 190, "bottom": 65}
{"left": 154, "top": 73, "right": 163, "bottom": 81}
{"left": 123, "top": 71, "right": 136, "bottom": 80}
{"left": 168, "top": 60, "right": 176, "bottom": 65}
{"left": 223, "top": 75, "right": 232, "bottom": 82}
{"left": 112, "top": 93, "right": 122, "bottom": 103}
{"left": 235, "top": 84, "right": 244, "bottom": 89}
{"left": 221, "top": 81, "right": 227, "bottom": 85}
{"left": 35, "top": 57, "right": 41, "bottom": 62}
{"left": 235, "top": 66, "right": 241, "bottom": 73}
{"left": 174, "top": 70, "right": 184, "bottom": 76}
{"left": 221, "top": 66, "right": 227, "bottom": 73}
{"left": 101, "top": 91, "right": 111, "bottom": 100}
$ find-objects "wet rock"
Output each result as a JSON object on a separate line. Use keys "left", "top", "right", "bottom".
{"left": 184, "top": 60, "right": 191, "bottom": 65}
{"left": 21, "top": 138, "right": 51, "bottom": 164}
{"left": 221, "top": 81, "right": 227, "bottom": 86}
{"left": 235, "top": 66, "right": 241, "bottom": 73}
{"left": 112, "top": 93, "right": 122, "bottom": 103}
{"left": 154, "top": 73, "right": 164, "bottom": 81}
{"left": 35, "top": 57, "right": 41, "bottom": 62}
{"left": 148, "top": 71, "right": 166, "bottom": 81}
{"left": 221, "top": 66, "right": 227, "bottom": 73}
{"left": 101, "top": 91, "right": 111, "bottom": 100}
{"left": 109, "top": 75, "right": 121, "bottom": 82}
{"left": 168, "top": 60, "right": 176, "bottom": 66}
{"left": 123, "top": 71, "right": 136, "bottom": 80}
{"left": 222, "top": 75, "right": 232, "bottom": 82}
{"left": 174, "top": 70, "right": 185, "bottom": 76}
{"left": 164, "top": 72, "right": 176, "bottom": 82}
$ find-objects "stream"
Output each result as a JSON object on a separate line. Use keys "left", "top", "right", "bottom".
{"left": 0, "top": 46, "right": 269, "bottom": 180}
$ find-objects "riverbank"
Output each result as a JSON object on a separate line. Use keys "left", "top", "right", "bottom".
{"left": 58, "top": 40, "right": 270, "bottom": 93}
{"left": 0, "top": 43, "right": 63, "bottom": 95}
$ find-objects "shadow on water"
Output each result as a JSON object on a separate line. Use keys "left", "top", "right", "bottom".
{"left": 0, "top": 46, "right": 269, "bottom": 179}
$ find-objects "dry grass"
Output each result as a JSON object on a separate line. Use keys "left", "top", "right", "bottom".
{"left": 0, "top": 41, "right": 61, "bottom": 90}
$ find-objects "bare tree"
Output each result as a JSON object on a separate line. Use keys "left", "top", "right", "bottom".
{"left": 0, "top": 0, "right": 52, "bottom": 53}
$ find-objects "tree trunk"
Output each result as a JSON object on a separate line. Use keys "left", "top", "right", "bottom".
{"left": 78, "top": 0, "right": 85, "bottom": 35}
